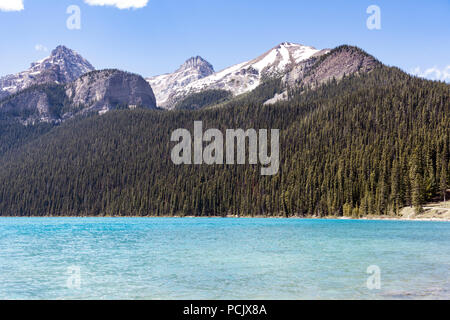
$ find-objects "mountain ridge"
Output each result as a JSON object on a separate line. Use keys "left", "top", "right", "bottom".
{"left": 148, "top": 42, "right": 324, "bottom": 109}
{"left": 0, "top": 43, "right": 429, "bottom": 122}
{"left": 1, "top": 43, "right": 386, "bottom": 114}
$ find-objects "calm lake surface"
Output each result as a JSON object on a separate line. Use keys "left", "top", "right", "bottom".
{"left": 0, "top": 218, "right": 449, "bottom": 300}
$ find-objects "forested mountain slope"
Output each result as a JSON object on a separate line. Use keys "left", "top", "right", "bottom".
{"left": 0, "top": 65, "right": 448, "bottom": 217}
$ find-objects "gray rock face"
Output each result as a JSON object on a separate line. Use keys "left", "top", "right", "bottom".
{"left": 0, "top": 45, "right": 95, "bottom": 99}
{"left": 0, "top": 90, "right": 9, "bottom": 101}
{"left": 66, "top": 69, "right": 157, "bottom": 114}
{"left": 0, "top": 70, "right": 157, "bottom": 124}
{"left": 283, "top": 46, "right": 380, "bottom": 88}
{"left": 176, "top": 56, "right": 214, "bottom": 78}
{"left": 282, "top": 49, "right": 329, "bottom": 87}
{"left": 0, "top": 85, "right": 62, "bottom": 124}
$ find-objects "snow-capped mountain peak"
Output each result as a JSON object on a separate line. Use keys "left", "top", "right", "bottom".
{"left": 0, "top": 45, "right": 95, "bottom": 100}
{"left": 146, "top": 56, "right": 215, "bottom": 108}
{"left": 247, "top": 42, "right": 319, "bottom": 76}
{"left": 148, "top": 42, "right": 320, "bottom": 109}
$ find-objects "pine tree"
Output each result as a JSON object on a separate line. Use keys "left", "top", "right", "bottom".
{"left": 440, "top": 157, "right": 448, "bottom": 202}
{"left": 410, "top": 151, "right": 424, "bottom": 214}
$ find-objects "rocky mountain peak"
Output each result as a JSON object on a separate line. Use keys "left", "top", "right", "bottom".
{"left": 51, "top": 45, "right": 75, "bottom": 57}
{"left": 0, "top": 45, "right": 95, "bottom": 100}
{"left": 146, "top": 56, "right": 215, "bottom": 108}
{"left": 176, "top": 56, "right": 214, "bottom": 76}
{"left": 36, "top": 45, "right": 95, "bottom": 81}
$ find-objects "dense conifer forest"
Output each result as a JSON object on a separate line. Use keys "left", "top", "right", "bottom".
{"left": 174, "top": 89, "right": 232, "bottom": 110}
{"left": 0, "top": 65, "right": 448, "bottom": 217}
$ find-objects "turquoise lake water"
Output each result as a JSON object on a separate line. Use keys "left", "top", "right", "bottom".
{"left": 0, "top": 218, "right": 449, "bottom": 300}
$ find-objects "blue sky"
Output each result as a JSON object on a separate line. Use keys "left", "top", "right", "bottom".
{"left": 0, "top": 0, "right": 449, "bottom": 81}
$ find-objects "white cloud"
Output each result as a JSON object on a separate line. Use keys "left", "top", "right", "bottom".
{"left": 83, "top": 0, "right": 148, "bottom": 9}
{"left": 411, "top": 65, "right": 450, "bottom": 82}
{"left": 0, "top": 0, "right": 149, "bottom": 12}
{"left": 35, "top": 44, "right": 48, "bottom": 52}
{"left": 0, "top": 0, "right": 24, "bottom": 12}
